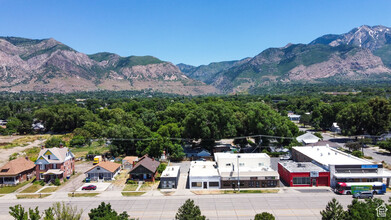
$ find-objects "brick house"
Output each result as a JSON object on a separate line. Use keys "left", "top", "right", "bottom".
{"left": 35, "top": 147, "right": 75, "bottom": 182}
{"left": 0, "top": 157, "right": 35, "bottom": 185}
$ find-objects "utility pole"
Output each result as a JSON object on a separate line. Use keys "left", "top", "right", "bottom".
{"left": 237, "top": 155, "right": 241, "bottom": 192}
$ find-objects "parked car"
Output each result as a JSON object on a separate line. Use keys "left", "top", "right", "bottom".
{"left": 353, "top": 191, "right": 373, "bottom": 199}
{"left": 82, "top": 185, "right": 97, "bottom": 190}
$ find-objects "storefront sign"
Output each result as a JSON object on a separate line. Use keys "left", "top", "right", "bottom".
{"left": 310, "top": 171, "right": 319, "bottom": 177}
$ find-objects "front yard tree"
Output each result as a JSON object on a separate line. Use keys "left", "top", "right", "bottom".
{"left": 254, "top": 212, "right": 275, "bottom": 220}
{"left": 175, "top": 199, "right": 206, "bottom": 220}
{"left": 89, "top": 202, "right": 131, "bottom": 220}
{"left": 320, "top": 198, "right": 346, "bottom": 220}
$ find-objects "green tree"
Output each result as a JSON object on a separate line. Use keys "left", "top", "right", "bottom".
{"left": 345, "top": 142, "right": 362, "bottom": 152}
{"left": 300, "top": 114, "right": 311, "bottom": 127}
{"left": 9, "top": 204, "right": 28, "bottom": 220}
{"left": 320, "top": 198, "right": 347, "bottom": 220}
{"left": 175, "top": 199, "right": 206, "bottom": 220}
{"left": 45, "top": 137, "right": 63, "bottom": 148}
{"left": 379, "top": 139, "right": 391, "bottom": 153}
{"left": 254, "top": 212, "right": 275, "bottom": 220}
{"left": 88, "top": 202, "right": 131, "bottom": 220}
{"left": 28, "top": 207, "right": 40, "bottom": 220}
{"left": 49, "top": 202, "right": 82, "bottom": 220}
{"left": 70, "top": 135, "right": 87, "bottom": 148}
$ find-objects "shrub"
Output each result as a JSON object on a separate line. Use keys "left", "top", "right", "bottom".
{"left": 352, "top": 150, "right": 364, "bottom": 158}
{"left": 54, "top": 178, "right": 61, "bottom": 186}
{"left": 157, "top": 163, "right": 167, "bottom": 174}
{"left": 127, "top": 180, "right": 137, "bottom": 184}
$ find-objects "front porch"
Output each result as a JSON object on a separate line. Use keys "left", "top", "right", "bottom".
{"left": 42, "top": 169, "right": 64, "bottom": 182}
{"left": 0, "top": 176, "right": 19, "bottom": 185}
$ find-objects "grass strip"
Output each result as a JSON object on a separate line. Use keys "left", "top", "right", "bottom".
{"left": 121, "top": 192, "right": 145, "bottom": 196}
{"left": 16, "top": 194, "right": 50, "bottom": 199}
{"left": 68, "top": 192, "right": 100, "bottom": 197}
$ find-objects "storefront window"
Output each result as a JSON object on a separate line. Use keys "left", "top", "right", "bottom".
{"left": 293, "top": 177, "right": 310, "bottom": 185}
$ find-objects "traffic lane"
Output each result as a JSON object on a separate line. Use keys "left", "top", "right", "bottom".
{"left": 1, "top": 192, "right": 389, "bottom": 219}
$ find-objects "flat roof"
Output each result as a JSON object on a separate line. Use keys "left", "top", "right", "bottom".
{"left": 293, "top": 146, "right": 372, "bottom": 166}
{"left": 279, "top": 161, "right": 328, "bottom": 173}
{"left": 189, "top": 161, "right": 219, "bottom": 177}
{"left": 334, "top": 171, "right": 391, "bottom": 178}
{"left": 214, "top": 152, "right": 270, "bottom": 160}
{"left": 161, "top": 166, "right": 180, "bottom": 178}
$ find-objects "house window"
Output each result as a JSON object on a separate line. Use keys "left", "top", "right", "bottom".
{"left": 293, "top": 177, "right": 311, "bottom": 185}
{"left": 40, "top": 164, "right": 45, "bottom": 170}
{"left": 53, "top": 164, "right": 57, "bottom": 169}
{"left": 249, "top": 181, "right": 254, "bottom": 187}
{"left": 40, "top": 173, "right": 44, "bottom": 179}
{"left": 209, "top": 182, "right": 219, "bottom": 187}
{"left": 48, "top": 155, "right": 51, "bottom": 160}
{"left": 191, "top": 182, "right": 202, "bottom": 187}
{"left": 256, "top": 181, "right": 260, "bottom": 188}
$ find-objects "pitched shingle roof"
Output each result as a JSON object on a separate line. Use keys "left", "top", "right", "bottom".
{"left": 129, "top": 155, "right": 160, "bottom": 173}
{"left": 0, "top": 157, "right": 35, "bottom": 176}
{"left": 36, "top": 147, "right": 74, "bottom": 164}
{"left": 85, "top": 161, "right": 121, "bottom": 173}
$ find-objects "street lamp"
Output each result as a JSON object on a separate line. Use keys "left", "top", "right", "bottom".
{"left": 237, "top": 155, "right": 241, "bottom": 192}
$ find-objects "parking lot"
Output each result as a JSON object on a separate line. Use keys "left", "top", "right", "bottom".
{"left": 76, "top": 182, "right": 112, "bottom": 192}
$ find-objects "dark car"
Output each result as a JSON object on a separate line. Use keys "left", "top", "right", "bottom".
{"left": 82, "top": 185, "right": 97, "bottom": 190}
{"left": 353, "top": 191, "right": 373, "bottom": 199}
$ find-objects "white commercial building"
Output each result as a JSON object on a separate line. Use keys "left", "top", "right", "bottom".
{"left": 292, "top": 146, "right": 391, "bottom": 187}
{"left": 214, "top": 153, "right": 279, "bottom": 188}
{"left": 189, "top": 161, "right": 220, "bottom": 189}
{"left": 160, "top": 166, "right": 180, "bottom": 189}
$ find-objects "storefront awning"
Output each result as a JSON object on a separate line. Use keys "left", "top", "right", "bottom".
{"left": 334, "top": 171, "right": 391, "bottom": 179}
{"left": 43, "top": 169, "right": 64, "bottom": 175}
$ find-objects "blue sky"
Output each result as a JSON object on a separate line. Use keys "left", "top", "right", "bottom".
{"left": 1, "top": 0, "right": 391, "bottom": 66}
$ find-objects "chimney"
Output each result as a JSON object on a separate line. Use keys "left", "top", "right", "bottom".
{"left": 152, "top": 158, "right": 154, "bottom": 161}
{"left": 41, "top": 145, "right": 45, "bottom": 149}
{"left": 25, "top": 156, "right": 29, "bottom": 160}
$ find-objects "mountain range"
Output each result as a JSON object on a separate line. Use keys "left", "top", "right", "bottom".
{"left": 1, "top": 25, "right": 391, "bottom": 94}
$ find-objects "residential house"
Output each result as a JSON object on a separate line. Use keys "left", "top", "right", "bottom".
{"left": 288, "top": 114, "right": 301, "bottom": 122}
{"left": 0, "top": 157, "right": 35, "bottom": 185}
{"left": 183, "top": 147, "right": 211, "bottom": 158}
{"left": 160, "top": 166, "right": 180, "bottom": 189}
{"left": 122, "top": 156, "right": 138, "bottom": 170}
{"left": 296, "top": 133, "right": 320, "bottom": 145}
{"left": 35, "top": 147, "right": 75, "bottom": 182}
{"left": 214, "top": 153, "right": 279, "bottom": 189}
{"left": 330, "top": 123, "right": 341, "bottom": 134}
{"left": 85, "top": 161, "right": 121, "bottom": 181}
{"left": 189, "top": 161, "right": 220, "bottom": 189}
{"left": 129, "top": 155, "right": 160, "bottom": 182}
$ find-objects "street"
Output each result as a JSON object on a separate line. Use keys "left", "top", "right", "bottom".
{"left": 0, "top": 190, "right": 389, "bottom": 220}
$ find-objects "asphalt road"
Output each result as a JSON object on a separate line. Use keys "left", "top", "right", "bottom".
{"left": 1, "top": 191, "right": 389, "bottom": 220}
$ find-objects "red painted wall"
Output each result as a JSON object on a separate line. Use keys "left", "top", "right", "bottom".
{"left": 278, "top": 163, "right": 330, "bottom": 187}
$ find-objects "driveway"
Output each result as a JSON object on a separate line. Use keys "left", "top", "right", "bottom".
{"left": 76, "top": 182, "right": 112, "bottom": 192}
{"left": 57, "top": 162, "right": 92, "bottom": 192}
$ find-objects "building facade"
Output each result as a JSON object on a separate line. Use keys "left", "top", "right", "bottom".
{"left": 278, "top": 161, "right": 330, "bottom": 187}
{"left": 214, "top": 153, "right": 279, "bottom": 189}
{"left": 85, "top": 161, "right": 121, "bottom": 181}
{"left": 160, "top": 166, "right": 180, "bottom": 189}
{"left": 35, "top": 147, "right": 75, "bottom": 182}
{"left": 0, "top": 157, "right": 35, "bottom": 185}
{"left": 129, "top": 155, "right": 160, "bottom": 182}
{"left": 189, "top": 161, "right": 220, "bottom": 190}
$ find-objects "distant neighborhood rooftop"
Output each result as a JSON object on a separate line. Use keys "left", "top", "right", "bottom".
{"left": 296, "top": 133, "right": 320, "bottom": 144}
{"left": 293, "top": 146, "right": 372, "bottom": 166}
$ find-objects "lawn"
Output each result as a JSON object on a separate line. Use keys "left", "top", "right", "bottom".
{"left": 39, "top": 187, "right": 58, "bottom": 193}
{"left": 20, "top": 184, "right": 43, "bottom": 193}
{"left": 0, "top": 178, "right": 35, "bottom": 194}
{"left": 121, "top": 192, "right": 145, "bottom": 196}
{"left": 139, "top": 181, "right": 159, "bottom": 191}
{"left": 70, "top": 142, "right": 109, "bottom": 158}
{"left": 16, "top": 194, "right": 51, "bottom": 199}
{"left": 68, "top": 193, "right": 100, "bottom": 197}
{"left": 123, "top": 184, "right": 139, "bottom": 191}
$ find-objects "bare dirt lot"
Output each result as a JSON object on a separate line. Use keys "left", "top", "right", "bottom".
{"left": 0, "top": 137, "right": 46, "bottom": 166}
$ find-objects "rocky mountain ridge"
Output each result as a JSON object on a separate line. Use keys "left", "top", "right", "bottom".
{"left": 0, "top": 37, "right": 217, "bottom": 95}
